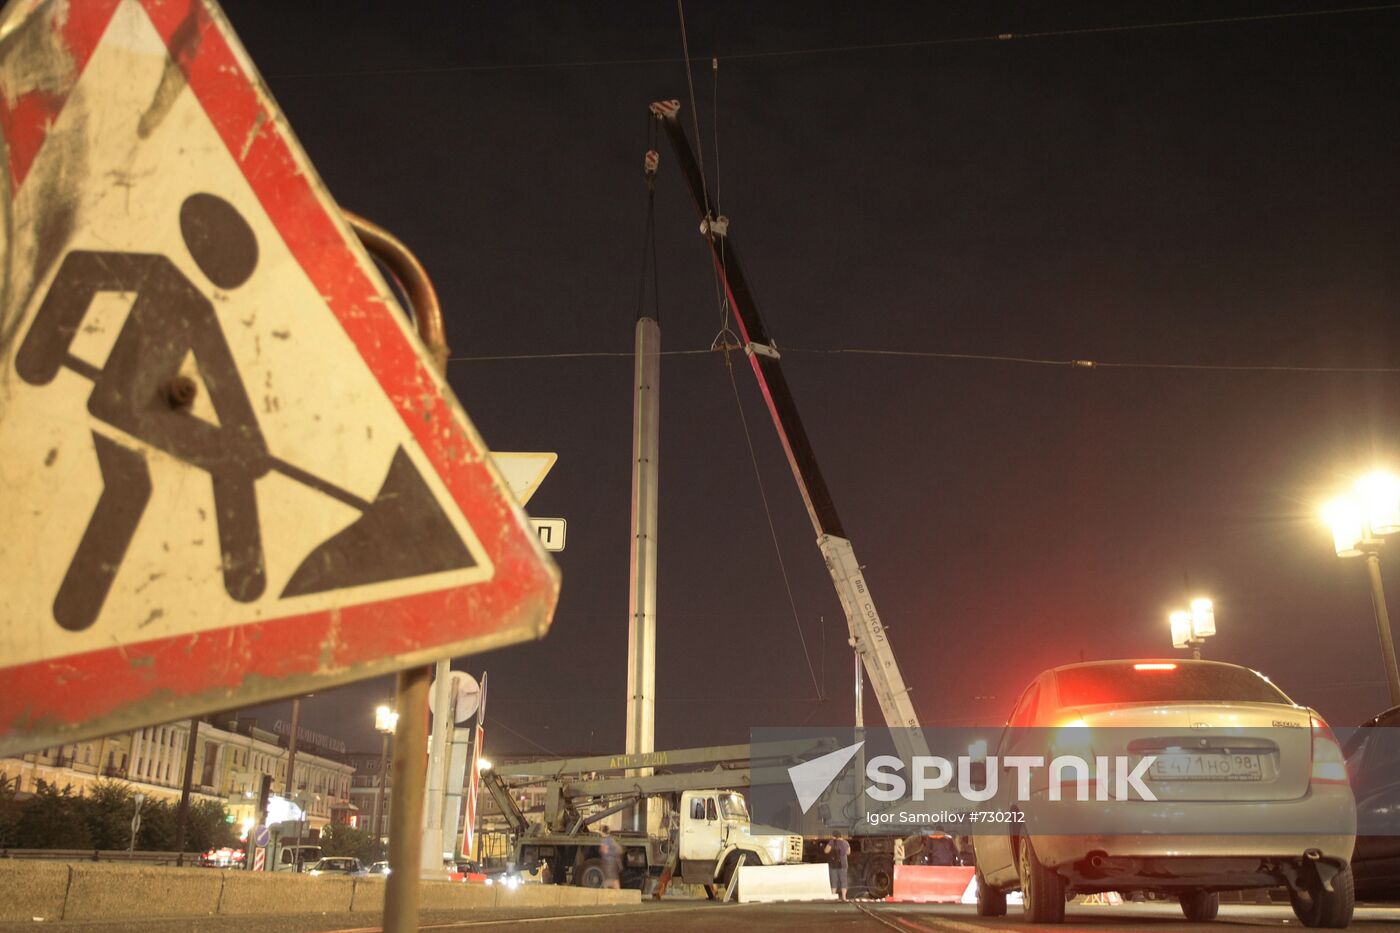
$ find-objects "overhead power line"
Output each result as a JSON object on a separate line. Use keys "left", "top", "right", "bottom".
{"left": 265, "top": 4, "right": 1400, "bottom": 81}
{"left": 448, "top": 345, "right": 1400, "bottom": 374}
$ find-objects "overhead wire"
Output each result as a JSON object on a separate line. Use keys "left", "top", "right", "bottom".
{"left": 448, "top": 345, "right": 1400, "bottom": 374}
{"left": 489, "top": 715, "right": 561, "bottom": 757}
{"left": 264, "top": 4, "right": 1400, "bottom": 80}
{"left": 780, "top": 347, "right": 1400, "bottom": 373}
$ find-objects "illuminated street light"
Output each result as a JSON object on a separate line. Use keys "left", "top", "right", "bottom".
{"left": 1324, "top": 470, "right": 1400, "bottom": 705}
{"left": 476, "top": 757, "right": 493, "bottom": 772}
{"left": 371, "top": 703, "right": 398, "bottom": 846}
{"left": 1169, "top": 597, "right": 1215, "bottom": 660}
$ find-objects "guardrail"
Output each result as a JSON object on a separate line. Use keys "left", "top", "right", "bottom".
{"left": 2, "top": 848, "right": 203, "bottom": 866}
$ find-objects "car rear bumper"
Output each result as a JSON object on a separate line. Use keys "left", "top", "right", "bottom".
{"left": 1023, "top": 784, "right": 1356, "bottom": 873}
{"left": 1023, "top": 783, "right": 1355, "bottom": 840}
{"left": 1032, "top": 832, "right": 1357, "bottom": 868}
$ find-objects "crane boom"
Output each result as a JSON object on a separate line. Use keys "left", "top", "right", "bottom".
{"left": 651, "top": 100, "right": 928, "bottom": 757}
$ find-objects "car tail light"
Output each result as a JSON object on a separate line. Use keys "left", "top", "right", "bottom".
{"left": 1310, "top": 715, "right": 1348, "bottom": 785}
{"left": 1048, "top": 716, "right": 1098, "bottom": 799}
{"left": 1133, "top": 663, "right": 1177, "bottom": 671}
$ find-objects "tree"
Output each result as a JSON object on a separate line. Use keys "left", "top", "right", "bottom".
{"left": 0, "top": 775, "right": 19, "bottom": 850}
{"left": 15, "top": 781, "right": 91, "bottom": 849}
{"left": 185, "top": 799, "right": 236, "bottom": 853}
{"left": 136, "top": 797, "right": 175, "bottom": 851}
{"left": 82, "top": 780, "right": 136, "bottom": 850}
{"left": 320, "top": 822, "right": 378, "bottom": 863}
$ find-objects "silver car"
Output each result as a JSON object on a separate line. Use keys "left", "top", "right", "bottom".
{"left": 972, "top": 660, "right": 1356, "bottom": 926}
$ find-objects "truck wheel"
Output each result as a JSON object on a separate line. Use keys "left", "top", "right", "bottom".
{"left": 1018, "top": 839, "right": 1066, "bottom": 924}
{"left": 865, "top": 865, "right": 893, "bottom": 900}
{"left": 976, "top": 868, "right": 1007, "bottom": 917}
{"left": 577, "top": 858, "right": 604, "bottom": 888}
{"left": 1289, "top": 863, "right": 1355, "bottom": 928}
{"left": 719, "top": 851, "right": 757, "bottom": 886}
{"left": 1179, "top": 890, "right": 1219, "bottom": 921}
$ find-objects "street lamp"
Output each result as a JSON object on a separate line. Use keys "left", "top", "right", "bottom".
{"left": 1324, "top": 470, "right": 1400, "bottom": 705}
{"left": 1169, "top": 597, "right": 1215, "bottom": 660}
{"left": 371, "top": 704, "right": 398, "bottom": 846}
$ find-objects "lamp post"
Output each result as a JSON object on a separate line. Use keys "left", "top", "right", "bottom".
{"left": 371, "top": 704, "right": 398, "bottom": 848}
{"left": 1324, "top": 470, "right": 1400, "bottom": 705}
{"left": 1169, "top": 597, "right": 1215, "bottom": 660}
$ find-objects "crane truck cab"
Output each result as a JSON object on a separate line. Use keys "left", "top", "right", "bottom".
{"left": 676, "top": 789, "right": 805, "bottom": 885}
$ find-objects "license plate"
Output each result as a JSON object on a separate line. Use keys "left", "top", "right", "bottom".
{"left": 1148, "top": 752, "right": 1263, "bottom": 781}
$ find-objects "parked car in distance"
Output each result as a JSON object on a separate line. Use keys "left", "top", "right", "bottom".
{"left": 1344, "top": 705, "right": 1400, "bottom": 900}
{"left": 366, "top": 860, "right": 391, "bottom": 876}
{"left": 306, "top": 856, "right": 367, "bottom": 877}
{"left": 972, "top": 659, "right": 1356, "bottom": 927}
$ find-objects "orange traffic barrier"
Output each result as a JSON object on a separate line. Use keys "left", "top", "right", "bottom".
{"left": 889, "top": 865, "right": 977, "bottom": 903}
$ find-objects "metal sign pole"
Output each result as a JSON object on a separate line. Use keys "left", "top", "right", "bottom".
{"left": 347, "top": 211, "right": 449, "bottom": 933}
{"left": 173, "top": 717, "right": 201, "bottom": 866}
{"left": 385, "top": 667, "right": 430, "bottom": 930}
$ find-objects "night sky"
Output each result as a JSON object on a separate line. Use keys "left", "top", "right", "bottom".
{"left": 232, "top": 1, "right": 1400, "bottom": 757}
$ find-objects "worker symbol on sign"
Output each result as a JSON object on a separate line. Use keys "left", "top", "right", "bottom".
{"left": 16, "top": 193, "right": 473, "bottom": 633}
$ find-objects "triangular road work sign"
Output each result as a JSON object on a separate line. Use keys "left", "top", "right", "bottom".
{"left": 0, "top": 0, "right": 559, "bottom": 755}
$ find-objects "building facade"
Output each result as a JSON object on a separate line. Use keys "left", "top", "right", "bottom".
{"left": 2, "top": 717, "right": 354, "bottom": 838}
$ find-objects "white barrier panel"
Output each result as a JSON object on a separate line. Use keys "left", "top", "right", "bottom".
{"left": 960, "top": 877, "right": 1023, "bottom": 907}
{"left": 737, "top": 864, "right": 838, "bottom": 904}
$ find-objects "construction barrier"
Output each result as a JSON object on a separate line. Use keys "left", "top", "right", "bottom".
{"left": 889, "top": 865, "right": 976, "bottom": 904}
{"left": 0, "top": 860, "right": 640, "bottom": 923}
{"left": 736, "top": 863, "right": 838, "bottom": 904}
{"left": 957, "top": 877, "right": 1023, "bottom": 907}
{"left": 1081, "top": 891, "right": 1124, "bottom": 905}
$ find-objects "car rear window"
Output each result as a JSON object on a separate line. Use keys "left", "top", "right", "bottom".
{"left": 1054, "top": 664, "right": 1289, "bottom": 708}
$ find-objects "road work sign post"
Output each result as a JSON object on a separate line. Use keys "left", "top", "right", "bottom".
{"left": 0, "top": 0, "right": 559, "bottom": 760}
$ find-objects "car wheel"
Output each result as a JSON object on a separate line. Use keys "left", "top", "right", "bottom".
{"left": 577, "top": 858, "right": 604, "bottom": 888}
{"left": 1018, "top": 839, "right": 1066, "bottom": 924}
{"left": 976, "top": 868, "right": 1007, "bottom": 917}
{"left": 1289, "top": 863, "right": 1355, "bottom": 929}
{"left": 1179, "top": 890, "right": 1219, "bottom": 921}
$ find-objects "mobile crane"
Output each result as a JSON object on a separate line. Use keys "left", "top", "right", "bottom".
{"left": 648, "top": 99, "right": 940, "bottom": 898}
{"left": 480, "top": 740, "right": 825, "bottom": 892}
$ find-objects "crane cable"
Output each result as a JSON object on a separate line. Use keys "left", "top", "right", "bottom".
{"left": 723, "top": 350, "right": 825, "bottom": 701}
{"left": 678, "top": 2, "right": 823, "bottom": 701}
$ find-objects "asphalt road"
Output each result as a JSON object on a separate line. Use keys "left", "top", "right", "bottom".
{"left": 5, "top": 901, "right": 1400, "bottom": 933}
